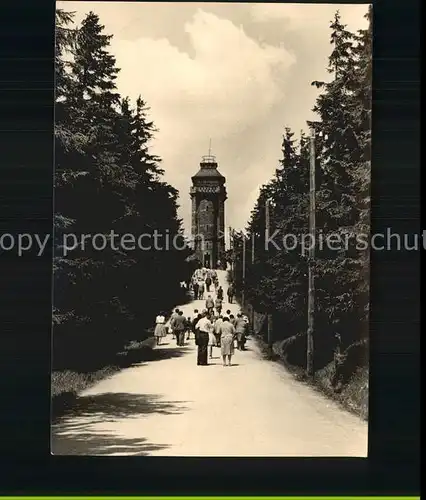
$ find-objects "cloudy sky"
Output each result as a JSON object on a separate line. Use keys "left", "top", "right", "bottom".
{"left": 58, "top": 1, "right": 369, "bottom": 240}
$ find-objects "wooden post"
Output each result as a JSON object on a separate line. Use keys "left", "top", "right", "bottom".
{"left": 267, "top": 313, "right": 273, "bottom": 356}
{"left": 241, "top": 234, "right": 246, "bottom": 308}
{"left": 229, "top": 226, "right": 234, "bottom": 276}
{"left": 265, "top": 198, "right": 273, "bottom": 354}
{"left": 265, "top": 199, "right": 270, "bottom": 249}
{"left": 306, "top": 127, "right": 316, "bottom": 377}
{"left": 251, "top": 306, "right": 255, "bottom": 335}
{"left": 251, "top": 231, "right": 255, "bottom": 265}
{"left": 250, "top": 231, "right": 255, "bottom": 334}
{"left": 231, "top": 228, "right": 236, "bottom": 284}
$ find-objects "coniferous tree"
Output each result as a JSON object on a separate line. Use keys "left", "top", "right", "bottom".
{"left": 272, "top": 130, "right": 309, "bottom": 334}
{"left": 308, "top": 11, "right": 364, "bottom": 363}
{"left": 242, "top": 9, "right": 371, "bottom": 378}
{"left": 53, "top": 10, "right": 193, "bottom": 373}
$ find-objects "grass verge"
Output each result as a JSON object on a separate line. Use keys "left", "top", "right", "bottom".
{"left": 51, "top": 336, "right": 156, "bottom": 419}
{"left": 255, "top": 334, "right": 369, "bottom": 421}
{"left": 314, "top": 362, "right": 369, "bottom": 420}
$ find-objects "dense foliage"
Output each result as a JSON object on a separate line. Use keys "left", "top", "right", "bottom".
{"left": 236, "top": 9, "right": 372, "bottom": 375}
{"left": 53, "top": 10, "right": 193, "bottom": 372}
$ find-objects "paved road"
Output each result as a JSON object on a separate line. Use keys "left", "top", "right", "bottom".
{"left": 52, "top": 270, "right": 368, "bottom": 457}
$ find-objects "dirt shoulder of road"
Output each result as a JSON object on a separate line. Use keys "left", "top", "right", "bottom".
{"left": 254, "top": 334, "right": 369, "bottom": 422}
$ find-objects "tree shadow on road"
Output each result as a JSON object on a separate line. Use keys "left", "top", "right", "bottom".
{"left": 51, "top": 431, "right": 168, "bottom": 456}
{"left": 122, "top": 344, "right": 188, "bottom": 367}
{"left": 54, "top": 392, "right": 190, "bottom": 424}
{"left": 52, "top": 392, "right": 190, "bottom": 456}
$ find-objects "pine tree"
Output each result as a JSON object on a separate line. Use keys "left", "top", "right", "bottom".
{"left": 53, "top": 9, "right": 83, "bottom": 332}
{"left": 267, "top": 130, "right": 309, "bottom": 335}
{"left": 242, "top": 10, "right": 371, "bottom": 374}
{"left": 53, "top": 10, "right": 194, "bottom": 373}
{"left": 310, "top": 10, "right": 371, "bottom": 365}
{"left": 350, "top": 6, "right": 372, "bottom": 333}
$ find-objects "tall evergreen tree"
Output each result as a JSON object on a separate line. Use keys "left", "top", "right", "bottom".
{"left": 53, "top": 10, "right": 193, "bottom": 373}
{"left": 242, "top": 9, "right": 371, "bottom": 376}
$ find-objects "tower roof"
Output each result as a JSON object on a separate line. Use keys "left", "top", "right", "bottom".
{"left": 192, "top": 154, "right": 225, "bottom": 181}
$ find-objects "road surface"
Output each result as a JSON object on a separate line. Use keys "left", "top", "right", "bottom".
{"left": 51, "top": 270, "right": 368, "bottom": 457}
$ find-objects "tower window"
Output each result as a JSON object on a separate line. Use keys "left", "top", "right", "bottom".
{"left": 199, "top": 199, "right": 213, "bottom": 213}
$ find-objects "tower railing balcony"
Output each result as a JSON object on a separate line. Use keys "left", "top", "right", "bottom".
{"left": 200, "top": 155, "right": 217, "bottom": 166}
{"left": 201, "top": 154, "right": 216, "bottom": 162}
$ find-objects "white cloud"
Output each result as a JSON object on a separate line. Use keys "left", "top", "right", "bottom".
{"left": 113, "top": 10, "right": 295, "bottom": 132}
{"left": 57, "top": 2, "right": 369, "bottom": 234}
{"left": 250, "top": 3, "right": 369, "bottom": 33}
{"left": 110, "top": 9, "right": 296, "bottom": 231}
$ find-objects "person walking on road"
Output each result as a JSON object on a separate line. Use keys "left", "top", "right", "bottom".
{"left": 205, "top": 295, "right": 215, "bottom": 315}
{"left": 195, "top": 312, "right": 213, "bottom": 365}
{"left": 219, "top": 316, "right": 236, "bottom": 366}
{"left": 227, "top": 284, "right": 234, "bottom": 304}
{"left": 169, "top": 308, "right": 179, "bottom": 339}
{"left": 213, "top": 275, "right": 219, "bottom": 290}
{"left": 154, "top": 312, "right": 167, "bottom": 346}
{"left": 215, "top": 297, "right": 223, "bottom": 316}
{"left": 173, "top": 311, "right": 187, "bottom": 346}
{"left": 217, "top": 286, "right": 224, "bottom": 301}
{"left": 198, "top": 281, "right": 205, "bottom": 300}
{"left": 192, "top": 309, "right": 199, "bottom": 334}
{"left": 205, "top": 275, "right": 212, "bottom": 292}
{"left": 213, "top": 315, "right": 223, "bottom": 347}
{"left": 208, "top": 327, "right": 217, "bottom": 359}
{"left": 229, "top": 314, "right": 237, "bottom": 346}
{"left": 192, "top": 281, "right": 199, "bottom": 301}
{"left": 192, "top": 312, "right": 202, "bottom": 342}
{"left": 235, "top": 313, "right": 247, "bottom": 350}
{"left": 186, "top": 316, "right": 192, "bottom": 340}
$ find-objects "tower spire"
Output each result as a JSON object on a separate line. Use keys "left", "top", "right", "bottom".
{"left": 208, "top": 138, "right": 212, "bottom": 157}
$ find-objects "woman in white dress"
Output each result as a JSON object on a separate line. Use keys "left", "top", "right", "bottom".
{"left": 154, "top": 312, "right": 167, "bottom": 346}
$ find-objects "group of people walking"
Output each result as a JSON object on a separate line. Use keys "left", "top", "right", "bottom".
{"left": 190, "top": 267, "right": 234, "bottom": 303}
{"left": 153, "top": 267, "right": 248, "bottom": 366}
{"left": 192, "top": 309, "right": 248, "bottom": 366}
{"left": 154, "top": 308, "right": 193, "bottom": 346}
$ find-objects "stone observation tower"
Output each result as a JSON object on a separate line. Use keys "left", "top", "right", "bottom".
{"left": 190, "top": 149, "right": 227, "bottom": 269}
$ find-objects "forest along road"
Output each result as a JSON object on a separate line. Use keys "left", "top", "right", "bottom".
{"left": 51, "top": 270, "right": 368, "bottom": 457}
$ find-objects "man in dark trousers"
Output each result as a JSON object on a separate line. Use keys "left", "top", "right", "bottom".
{"left": 195, "top": 311, "right": 212, "bottom": 366}
{"left": 227, "top": 284, "right": 234, "bottom": 304}
{"left": 173, "top": 310, "right": 187, "bottom": 346}
{"left": 192, "top": 312, "right": 202, "bottom": 343}
{"left": 192, "top": 281, "right": 199, "bottom": 300}
{"left": 205, "top": 275, "right": 212, "bottom": 292}
{"left": 186, "top": 316, "right": 193, "bottom": 341}
{"left": 169, "top": 308, "right": 180, "bottom": 339}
